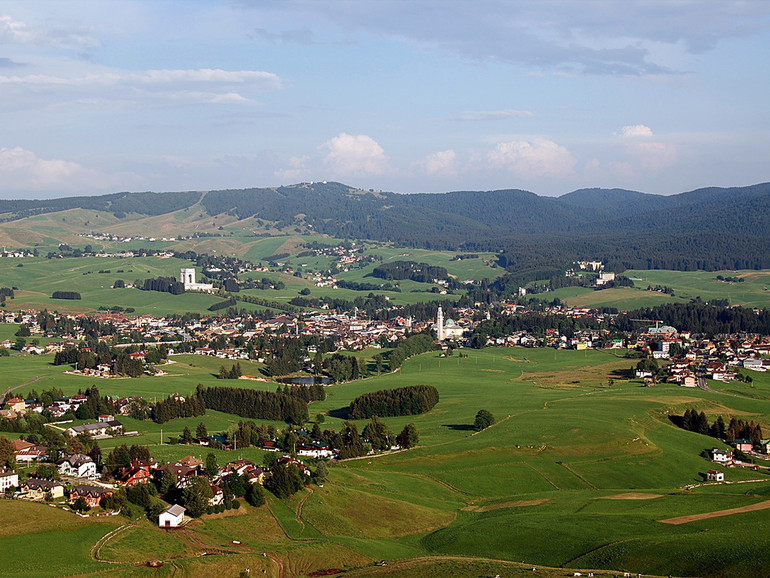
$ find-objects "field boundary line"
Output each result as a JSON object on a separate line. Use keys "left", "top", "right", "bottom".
{"left": 660, "top": 499, "right": 770, "bottom": 525}
{"left": 557, "top": 462, "right": 598, "bottom": 490}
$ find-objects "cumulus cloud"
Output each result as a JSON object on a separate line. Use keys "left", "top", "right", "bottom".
{"left": 274, "top": 155, "right": 311, "bottom": 182}
{"left": 629, "top": 141, "right": 678, "bottom": 170}
{"left": 0, "top": 15, "right": 33, "bottom": 44}
{"left": 487, "top": 139, "right": 576, "bottom": 178}
{"left": 620, "top": 124, "right": 654, "bottom": 138}
{"left": 417, "top": 150, "right": 458, "bottom": 178}
{"left": 0, "top": 146, "right": 139, "bottom": 194}
{"left": 321, "top": 133, "right": 388, "bottom": 176}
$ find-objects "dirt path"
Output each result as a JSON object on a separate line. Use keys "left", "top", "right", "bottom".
{"left": 295, "top": 487, "right": 314, "bottom": 533}
{"left": 659, "top": 499, "right": 770, "bottom": 525}
{"left": 90, "top": 523, "right": 132, "bottom": 563}
{"left": 268, "top": 551, "right": 287, "bottom": 578}
{"left": 1, "top": 374, "right": 49, "bottom": 403}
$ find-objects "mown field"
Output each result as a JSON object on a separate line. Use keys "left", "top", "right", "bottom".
{"left": 551, "top": 268, "right": 770, "bottom": 310}
{"left": 3, "top": 345, "right": 770, "bottom": 577}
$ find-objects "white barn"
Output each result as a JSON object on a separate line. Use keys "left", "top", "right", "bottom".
{"left": 159, "top": 504, "right": 186, "bottom": 528}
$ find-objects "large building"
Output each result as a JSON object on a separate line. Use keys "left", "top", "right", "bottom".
{"left": 180, "top": 268, "right": 214, "bottom": 293}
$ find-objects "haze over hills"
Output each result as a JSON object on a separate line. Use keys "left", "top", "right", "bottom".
{"left": 1, "top": 181, "right": 769, "bottom": 274}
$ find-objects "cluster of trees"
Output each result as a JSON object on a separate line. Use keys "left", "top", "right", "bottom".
{"left": 371, "top": 261, "right": 448, "bottom": 283}
{"left": 349, "top": 384, "right": 439, "bottom": 419}
{"left": 218, "top": 362, "right": 243, "bottom": 379}
{"left": 474, "top": 409, "right": 495, "bottom": 431}
{"left": 208, "top": 298, "right": 237, "bottom": 312}
{"left": 388, "top": 333, "right": 436, "bottom": 370}
{"left": 678, "top": 408, "right": 763, "bottom": 444}
{"left": 325, "top": 353, "right": 363, "bottom": 382}
{"left": 335, "top": 280, "right": 401, "bottom": 292}
{"left": 153, "top": 393, "right": 205, "bottom": 425}
{"left": 198, "top": 385, "right": 308, "bottom": 424}
{"left": 265, "top": 462, "right": 305, "bottom": 499}
{"left": 140, "top": 276, "right": 186, "bottom": 295}
{"left": 51, "top": 291, "right": 81, "bottom": 300}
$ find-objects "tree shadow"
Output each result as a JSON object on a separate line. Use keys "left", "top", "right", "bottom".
{"left": 668, "top": 414, "right": 684, "bottom": 428}
{"left": 327, "top": 407, "right": 350, "bottom": 420}
{"left": 610, "top": 368, "right": 634, "bottom": 379}
{"left": 441, "top": 424, "right": 475, "bottom": 431}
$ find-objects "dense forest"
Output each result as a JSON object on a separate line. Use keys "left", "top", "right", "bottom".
{"left": 349, "top": 384, "right": 439, "bottom": 419}
{"left": 3, "top": 181, "right": 770, "bottom": 276}
{"left": 197, "top": 385, "right": 308, "bottom": 424}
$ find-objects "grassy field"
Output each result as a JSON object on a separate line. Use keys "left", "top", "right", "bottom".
{"left": 552, "top": 269, "right": 770, "bottom": 310}
{"left": 3, "top": 345, "right": 770, "bottom": 576}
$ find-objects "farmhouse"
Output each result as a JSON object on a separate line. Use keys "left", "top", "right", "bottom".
{"left": 711, "top": 448, "right": 733, "bottom": 464}
{"left": 159, "top": 504, "right": 186, "bottom": 528}
{"left": 707, "top": 469, "right": 725, "bottom": 482}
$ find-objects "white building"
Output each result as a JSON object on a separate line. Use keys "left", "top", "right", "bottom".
{"left": 159, "top": 504, "right": 186, "bottom": 528}
{"left": 57, "top": 454, "right": 97, "bottom": 479}
{"left": 0, "top": 467, "right": 18, "bottom": 491}
{"left": 180, "top": 268, "right": 214, "bottom": 293}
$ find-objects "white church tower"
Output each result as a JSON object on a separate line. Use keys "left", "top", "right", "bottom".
{"left": 436, "top": 306, "right": 445, "bottom": 341}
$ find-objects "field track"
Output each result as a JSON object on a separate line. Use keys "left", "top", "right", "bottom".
{"left": 659, "top": 499, "right": 770, "bottom": 525}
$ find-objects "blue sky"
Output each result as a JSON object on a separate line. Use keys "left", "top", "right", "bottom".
{"left": 0, "top": 0, "right": 768, "bottom": 198}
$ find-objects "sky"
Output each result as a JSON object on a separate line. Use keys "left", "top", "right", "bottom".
{"left": 1, "top": 0, "right": 769, "bottom": 199}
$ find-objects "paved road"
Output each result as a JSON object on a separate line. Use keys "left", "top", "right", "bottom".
{"left": 696, "top": 361, "right": 719, "bottom": 393}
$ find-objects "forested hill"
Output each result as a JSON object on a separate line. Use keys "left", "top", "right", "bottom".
{"left": 2, "top": 181, "right": 770, "bottom": 273}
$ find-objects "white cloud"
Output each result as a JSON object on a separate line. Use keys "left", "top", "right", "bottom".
{"left": 487, "top": 139, "right": 576, "bottom": 178}
{"left": 0, "top": 146, "right": 137, "bottom": 194}
{"left": 274, "top": 155, "right": 311, "bottom": 182}
{"left": 620, "top": 124, "right": 654, "bottom": 138}
{"left": 0, "top": 68, "right": 282, "bottom": 90}
{"left": 629, "top": 141, "right": 678, "bottom": 170}
{"left": 0, "top": 15, "right": 33, "bottom": 44}
{"left": 321, "top": 133, "right": 388, "bottom": 176}
{"left": 417, "top": 150, "right": 458, "bottom": 178}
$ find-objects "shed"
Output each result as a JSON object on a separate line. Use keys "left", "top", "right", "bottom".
{"left": 159, "top": 504, "right": 186, "bottom": 528}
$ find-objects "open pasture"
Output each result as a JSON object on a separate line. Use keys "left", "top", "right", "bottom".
{"left": 4, "top": 346, "right": 770, "bottom": 576}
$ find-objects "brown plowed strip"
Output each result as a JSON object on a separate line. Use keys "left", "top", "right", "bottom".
{"left": 462, "top": 498, "right": 548, "bottom": 512}
{"left": 600, "top": 492, "right": 663, "bottom": 500}
{"left": 659, "top": 499, "right": 770, "bottom": 525}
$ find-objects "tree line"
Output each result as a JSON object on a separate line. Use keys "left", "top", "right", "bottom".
{"left": 197, "top": 384, "right": 308, "bottom": 424}
{"left": 349, "top": 384, "right": 439, "bottom": 419}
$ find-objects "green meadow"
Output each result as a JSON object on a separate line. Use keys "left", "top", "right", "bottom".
{"left": 3, "top": 345, "right": 770, "bottom": 576}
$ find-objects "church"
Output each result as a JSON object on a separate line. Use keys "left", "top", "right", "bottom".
{"left": 180, "top": 268, "right": 214, "bottom": 293}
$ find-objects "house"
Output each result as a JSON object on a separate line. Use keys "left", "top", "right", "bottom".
{"left": 711, "top": 448, "right": 733, "bottom": 464}
{"left": 209, "top": 484, "right": 224, "bottom": 506}
{"left": 5, "top": 397, "right": 26, "bottom": 413}
{"left": 115, "top": 460, "right": 151, "bottom": 486}
{"left": 159, "top": 504, "right": 186, "bottom": 528}
{"left": 0, "top": 467, "right": 19, "bottom": 492}
{"left": 18, "top": 478, "right": 65, "bottom": 500}
{"left": 69, "top": 484, "right": 113, "bottom": 508}
{"left": 734, "top": 439, "right": 754, "bottom": 453}
{"left": 707, "top": 469, "right": 725, "bottom": 482}
{"left": 297, "top": 441, "right": 335, "bottom": 459}
{"left": 14, "top": 440, "right": 47, "bottom": 463}
{"left": 57, "top": 454, "right": 97, "bottom": 479}
{"left": 161, "top": 463, "right": 197, "bottom": 488}
{"left": 176, "top": 455, "right": 203, "bottom": 469}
